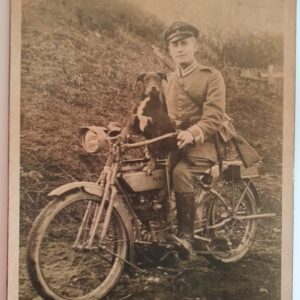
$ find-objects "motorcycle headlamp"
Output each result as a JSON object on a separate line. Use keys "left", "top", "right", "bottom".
{"left": 79, "top": 126, "right": 108, "bottom": 153}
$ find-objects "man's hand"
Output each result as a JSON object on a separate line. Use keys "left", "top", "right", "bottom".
{"left": 177, "top": 130, "right": 195, "bottom": 149}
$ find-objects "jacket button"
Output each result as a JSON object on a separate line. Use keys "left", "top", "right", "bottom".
{"left": 178, "top": 107, "right": 182, "bottom": 111}
{"left": 178, "top": 114, "right": 182, "bottom": 118}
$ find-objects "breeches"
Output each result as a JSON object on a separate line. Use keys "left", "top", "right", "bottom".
{"left": 172, "top": 154, "right": 214, "bottom": 193}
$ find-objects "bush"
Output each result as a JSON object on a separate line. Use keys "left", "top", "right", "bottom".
{"left": 223, "top": 31, "right": 283, "bottom": 68}
{"left": 199, "top": 27, "right": 283, "bottom": 68}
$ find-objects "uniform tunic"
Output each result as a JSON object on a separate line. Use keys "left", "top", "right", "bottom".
{"left": 161, "top": 62, "right": 226, "bottom": 193}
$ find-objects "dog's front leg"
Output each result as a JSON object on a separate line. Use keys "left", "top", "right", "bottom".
{"left": 143, "top": 157, "right": 157, "bottom": 175}
{"left": 120, "top": 124, "right": 130, "bottom": 141}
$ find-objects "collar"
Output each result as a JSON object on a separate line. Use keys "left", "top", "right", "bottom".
{"left": 176, "top": 60, "right": 206, "bottom": 77}
{"left": 175, "top": 60, "right": 212, "bottom": 77}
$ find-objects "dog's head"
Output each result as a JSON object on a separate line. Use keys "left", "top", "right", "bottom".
{"left": 135, "top": 71, "right": 167, "bottom": 98}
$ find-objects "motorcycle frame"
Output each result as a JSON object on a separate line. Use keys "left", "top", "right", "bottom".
{"left": 48, "top": 132, "right": 275, "bottom": 265}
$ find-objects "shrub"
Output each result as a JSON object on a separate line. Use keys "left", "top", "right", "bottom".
{"left": 223, "top": 31, "right": 283, "bottom": 68}
{"left": 199, "top": 27, "right": 283, "bottom": 68}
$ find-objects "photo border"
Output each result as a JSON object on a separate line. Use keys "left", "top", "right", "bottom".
{"left": 7, "top": 0, "right": 296, "bottom": 299}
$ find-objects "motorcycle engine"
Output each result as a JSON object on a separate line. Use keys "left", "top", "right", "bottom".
{"left": 132, "top": 190, "right": 168, "bottom": 223}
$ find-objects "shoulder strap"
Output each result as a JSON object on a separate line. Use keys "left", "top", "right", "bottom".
{"left": 173, "top": 75, "right": 200, "bottom": 107}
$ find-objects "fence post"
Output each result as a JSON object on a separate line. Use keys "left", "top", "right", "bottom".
{"left": 268, "top": 65, "right": 274, "bottom": 85}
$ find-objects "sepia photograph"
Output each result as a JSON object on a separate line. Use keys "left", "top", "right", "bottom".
{"left": 9, "top": 0, "right": 295, "bottom": 299}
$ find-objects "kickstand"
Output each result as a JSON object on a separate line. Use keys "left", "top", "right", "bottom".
{"left": 98, "top": 244, "right": 148, "bottom": 275}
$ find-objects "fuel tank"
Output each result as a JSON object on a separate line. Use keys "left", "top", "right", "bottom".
{"left": 121, "top": 169, "right": 166, "bottom": 192}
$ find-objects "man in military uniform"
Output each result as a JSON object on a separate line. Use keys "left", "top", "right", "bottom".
{"left": 161, "top": 22, "right": 226, "bottom": 254}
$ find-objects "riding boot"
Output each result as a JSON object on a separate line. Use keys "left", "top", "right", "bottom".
{"left": 182, "top": 192, "right": 195, "bottom": 242}
{"left": 175, "top": 193, "right": 184, "bottom": 237}
{"left": 174, "top": 192, "right": 196, "bottom": 257}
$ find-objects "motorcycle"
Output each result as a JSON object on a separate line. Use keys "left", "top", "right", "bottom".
{"left": 26, "top": 123, "right": 275, "bottom": 300}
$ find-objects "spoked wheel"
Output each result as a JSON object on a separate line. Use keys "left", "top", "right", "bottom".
{"left": 27, "top": 191, "right": 128, "bottom": 300}
{"left": 203, "top": 179, "right": 258, "bottom": 264}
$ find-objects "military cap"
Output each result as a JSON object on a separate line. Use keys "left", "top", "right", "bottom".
{"left": 163, "top": 22, "right": 199, "bottom": 43}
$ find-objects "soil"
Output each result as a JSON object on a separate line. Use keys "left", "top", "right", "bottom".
{"left": 19, "top": 1, "right": 283, "bottom": 299}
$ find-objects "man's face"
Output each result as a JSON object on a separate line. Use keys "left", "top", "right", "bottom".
{"left": 168, "top": 36, "right": 198, "bottom": 68}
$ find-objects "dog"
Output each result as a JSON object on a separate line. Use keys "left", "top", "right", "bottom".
{"left": 128, "top": 72, "right": 177, "bottom": 174}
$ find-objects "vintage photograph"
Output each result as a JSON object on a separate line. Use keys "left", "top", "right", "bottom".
{"left": 9, "top": 0, "right": 294, "bottom": 299}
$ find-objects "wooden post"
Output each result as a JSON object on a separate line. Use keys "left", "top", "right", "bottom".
{"left": 268, "top": 65, "right": 274, "bottom": 85}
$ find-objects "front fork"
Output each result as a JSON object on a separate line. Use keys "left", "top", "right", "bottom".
{"left": 73, "top": 160, "right": 120, "bottom": 250}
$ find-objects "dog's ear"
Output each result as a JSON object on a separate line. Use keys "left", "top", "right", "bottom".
{"left": 137, "top": 72, "right": 146, "bottom": 82}
{"left": 157, "top": 72, "right": 167, "bottom": 81}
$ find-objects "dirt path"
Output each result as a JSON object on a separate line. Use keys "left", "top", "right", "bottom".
{"left": 19, "top": 237, "right": 281, "bottom": 300}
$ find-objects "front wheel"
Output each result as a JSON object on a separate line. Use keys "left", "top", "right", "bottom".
{"left": 27, "top": 191, "right": 128, "bottom": 300}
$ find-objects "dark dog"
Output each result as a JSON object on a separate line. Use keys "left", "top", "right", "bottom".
{"left": 130, "top": 72, "right": 177, "bottom": 173}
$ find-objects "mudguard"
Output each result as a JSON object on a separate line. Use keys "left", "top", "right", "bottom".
{"left": 48, "top": 181, "right": 136, "bottom": 262}
{"left": 209, "top": 163, "right": 262, "bottom": 209}
{"left": 248, "top": 180, "right": 262, "bottom": 209}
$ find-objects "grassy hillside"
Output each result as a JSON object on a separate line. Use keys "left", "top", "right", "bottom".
{"left": 20, "top": 0, "right": 282, "bottom": 232}
{"left": 21, "top": 0, "right": 165, "bottom": 212}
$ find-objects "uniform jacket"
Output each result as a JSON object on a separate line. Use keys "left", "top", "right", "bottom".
{"left": 161, "top": 62, "right": 226, "bottom": 162}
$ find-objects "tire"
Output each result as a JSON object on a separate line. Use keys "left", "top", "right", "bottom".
{"left": 196, "top": 179, "right": 257, "bottom": 264}
{"left": 27, "top": 191, "right": 128, "bottom": 300}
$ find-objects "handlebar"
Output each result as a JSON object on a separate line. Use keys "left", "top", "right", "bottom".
{"left": 121, "top": 132, "right": 178, "bottom": 150}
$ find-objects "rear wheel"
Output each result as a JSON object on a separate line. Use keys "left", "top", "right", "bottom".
{"left": 204, "top": 179, "right": 257, "bottom": 264}
{"left": 27, "top": 191, "right": 128, "bottom": 300}
{"left": 194, "top": 179, "right": 258, "bottom": 264}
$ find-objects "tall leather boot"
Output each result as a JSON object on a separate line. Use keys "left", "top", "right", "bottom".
{"left": 174, "top": 192, "right": 196, "bottom": 257}
{"left": 175, "top": 192, "right": 185, "bottom": 237}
